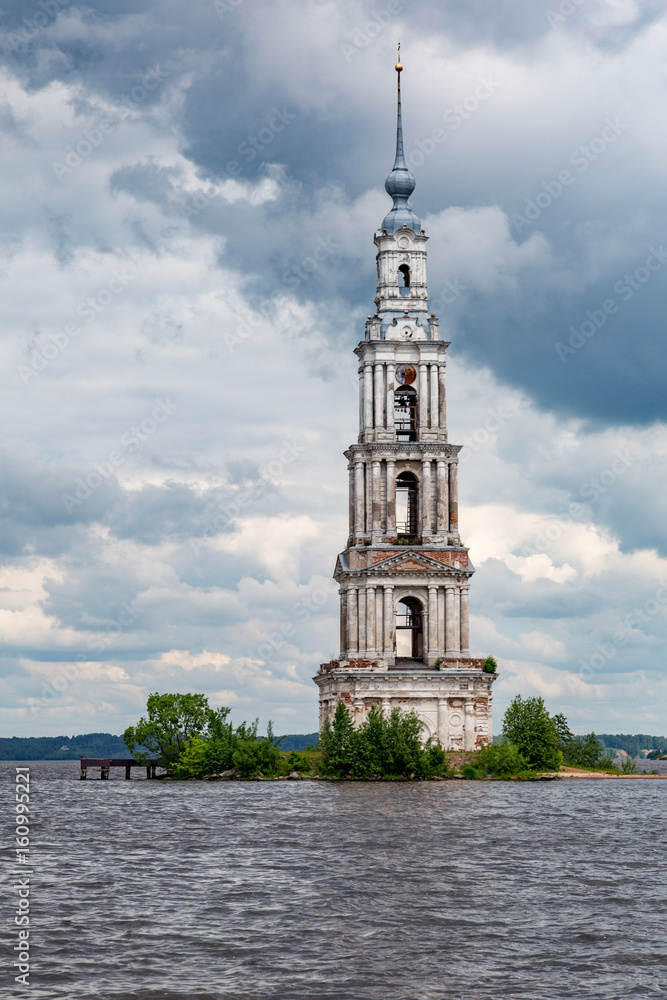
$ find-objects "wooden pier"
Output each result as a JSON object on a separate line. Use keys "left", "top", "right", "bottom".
{"left": 80, "top": 756, "right": 158, "bottom": 780}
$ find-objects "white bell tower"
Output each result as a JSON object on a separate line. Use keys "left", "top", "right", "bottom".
{"left": 314, "top": 49, "right": 496, "bottom": 750}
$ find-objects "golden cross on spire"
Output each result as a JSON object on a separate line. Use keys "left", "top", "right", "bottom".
{"left": 396, "top": 40, "right": 402, "bottom": 73}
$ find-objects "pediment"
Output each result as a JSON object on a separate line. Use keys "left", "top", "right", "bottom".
{"left": 366, "top": 550, "right": 461, "bottom": 575}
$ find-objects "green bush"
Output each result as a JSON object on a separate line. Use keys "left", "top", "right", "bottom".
{"left": 318, "top": 701, "right": 449, "bottom": 779}
{"left": 482, "top": 656, "right": 498, "bottom": 674}
{"left": 285, "top": 750, "right": 311, "bottom": 773}
{"left": 461, "top": 765, "right": 479, "bottom": 779}
{"left": 475, "top": 738, "right": 530, "bottom": 777}
{"left": 561, "top": 732, "right": 614, "bottom": 770}
{"left": 232, "top": 738, "right": 282, "bottom": 779}
{"left": 502, "top": 695, "right": 562, "bottom": 771}
{"left": 620, "top": 756, "right": 638, "bottom": 774}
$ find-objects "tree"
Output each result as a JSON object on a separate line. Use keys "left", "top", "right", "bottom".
{"left": 123, "top": 692, "right": 219, "bottom": 768}
{"left": 319, "top": 700, "right": 356, "bottom": 776}
{"left": 475, "top": 738, "right": 530, "bottom": 777}
{"left": 552, "top": 713, "right": 573, "bottom": 753}
{"left": 502, "top": 695, "right": 561, "bottom": 771}
{"left": 562, "top": 732, "right": 610, "bottom": 770}
{"left": 318, "top": 701, "right": 448, "bottom": 779}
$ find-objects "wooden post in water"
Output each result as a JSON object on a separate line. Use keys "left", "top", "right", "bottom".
{"left": 151, "top": 763, "right": 157, "bottom": 780}
{"left": 125, "top": 764, "right": 131, "bottom": 780}
{"left": 101, "top": 764, "right": 110, "bottom": 780}
{"left": 146, "top": 765, "right": 151, "bottom": 780}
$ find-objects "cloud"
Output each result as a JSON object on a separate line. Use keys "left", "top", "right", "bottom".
{"left": 0, "top": 1, "right": 666, "bottom": 736}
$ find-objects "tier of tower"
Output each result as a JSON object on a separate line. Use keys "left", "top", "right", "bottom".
{"left": 339, "top": 580, "right": 470, "bottom": 662}
{"left": 346, "top": 450, "right": 460, "bottom": 547}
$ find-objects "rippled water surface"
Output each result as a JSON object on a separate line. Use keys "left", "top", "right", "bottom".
{"left": 4, "top": 761, "right": 667, "bottom": 1000}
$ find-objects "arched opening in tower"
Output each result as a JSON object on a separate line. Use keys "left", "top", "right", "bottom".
{"left": 398, "top": 264, "right": 411, "bottom": 296}
{"left": 395, "top": 471, "right": 418, "bottom": 540}
{"left": 395, "top": 596, "right": 423, "bottom": 660}
{"left": 394, "top": 385, "right": 417, "bottom": 442}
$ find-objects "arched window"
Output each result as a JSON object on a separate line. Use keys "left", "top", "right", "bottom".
{"left": 394, "top": 385, "right": 417, "bottom": 442}
{"left": 396, "top": 471, "right": 418, "bottom": 541}
{"left": 398, "top": 264, "right": 411, "bottom": 296}
{"left": 395, "top": 596, "right": 423, "bottom": 660}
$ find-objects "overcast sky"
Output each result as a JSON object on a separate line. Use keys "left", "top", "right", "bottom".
{"left": 2, "top": 0, "right": 667, "bottom": 738}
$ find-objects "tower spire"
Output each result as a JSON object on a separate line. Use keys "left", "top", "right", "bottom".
{"left": 382, "top": 42, "right": 421, "bottom": 236}
{"left": 394, "top": 41, "right": 405, "bottom": 170}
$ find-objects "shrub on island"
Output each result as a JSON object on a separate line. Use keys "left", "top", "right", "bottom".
{"left": 318, "top": 701, "right": 451, "bottom": 779}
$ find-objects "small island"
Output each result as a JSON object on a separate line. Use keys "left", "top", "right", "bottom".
{"left": 98, "top": 690, "right": 667, "bottom": 782}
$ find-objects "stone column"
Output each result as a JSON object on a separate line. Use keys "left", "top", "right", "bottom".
{"left": 464, "top": 699, "right": 475, "bottom": 750}
{"left": 365, "top": 459, "right": 373, "bottom": 537}
{"left": 386, "top": 362, "right": 395, "bottom": 432}
{"left": 348, "top": 464, "right": 355, "bottom": 539}
{"left": 438, "top": 363, "right": 447, "bottom": 432}
{"left": 366, "top": 585, "right": 376, "bottom": 655}
{"left": 421, "top": 459, "right": 432, "bottom": 538}
{"left": 428, "top": 586, "right": 438, "bottom": 662}
{"left": 347, "top": 588, "right": 358, "bottom": 655}
{"left": 437, "top": 698, "right": 448, "bottom": 748}
{"left": 363, "top": 363, "right": 373, "bottom": 433}
{"left": 449, "top": 461, "right": 459, "bottom": 531}
{"left": 374, "top": 363, "right": 384, "bottom": 431}
{"left": 430, "top": 363, "right": 439, "bottom": 430}
{"left": 371, "top": 460, "right": 382, "bottom": 537}
{"left": 419, "top": 362, "right": 428, "bottom": 432}
{"left": 358, "top": 587, "right": 367, "bottom": 653}
{"left": 386, "top": 460, "right": 396, "bottom": 536}
{"left": 436, "top": 459, "right": 448, "bottom": 535}
{"left": 445, "top": 586, "right": 457, "bottom": 652}
{"left": 438, "top": 587, "right": 445, "bottom": 653}
{"left": 376, "top": 587, "right": 384, "bottom": 659}
{"left": 383, "top": 586, "right": 394, "bottom": 656}
{"left": 340, "top": 591, "right": 346, "bottom": 655}
{"left": 354, "top": 459, "right": 365, "bottom": 540}
{"left": 358, "top": 366, "right": 364, "bottom": 439}
{"left": 460, "top": 587, "right": 470, "bottom": 654}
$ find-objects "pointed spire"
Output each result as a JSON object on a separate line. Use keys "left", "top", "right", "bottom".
{"left": 382, "top": 41, "right": 420, "bottom": 236}
{"left": 394, "top": 41, "right": 406, "bottom": 170}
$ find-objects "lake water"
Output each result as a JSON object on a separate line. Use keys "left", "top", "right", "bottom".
{"left": 4, "top": 760, "right": 667, "bottom": 999}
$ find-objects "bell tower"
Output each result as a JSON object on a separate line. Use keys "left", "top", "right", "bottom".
{"left": 314, "top": 49, "right": 496, "bottom": 750}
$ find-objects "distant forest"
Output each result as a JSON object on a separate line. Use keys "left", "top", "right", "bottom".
{"left": 1, "top": 731, "right": 665, "bottom": 760}
{"left": 0, "top": 733, "right": 128, "bottom": 760}
{"left": 0, "top": 731, "right": 320, "bottom": 760}
{"left": 597, "top": 734, "right": 667, "bottom": 755}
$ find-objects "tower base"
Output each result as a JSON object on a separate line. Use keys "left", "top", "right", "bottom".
{"left": 314, "top": 660, "right": 496, "bottom": 751}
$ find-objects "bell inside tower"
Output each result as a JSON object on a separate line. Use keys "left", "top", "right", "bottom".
{"left": 395, "top": 596, "right": 423, "bottom": 659}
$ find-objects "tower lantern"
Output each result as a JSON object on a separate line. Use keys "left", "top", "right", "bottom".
{"left": 313, "top": 52, "right": 496, "bottom": 749}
